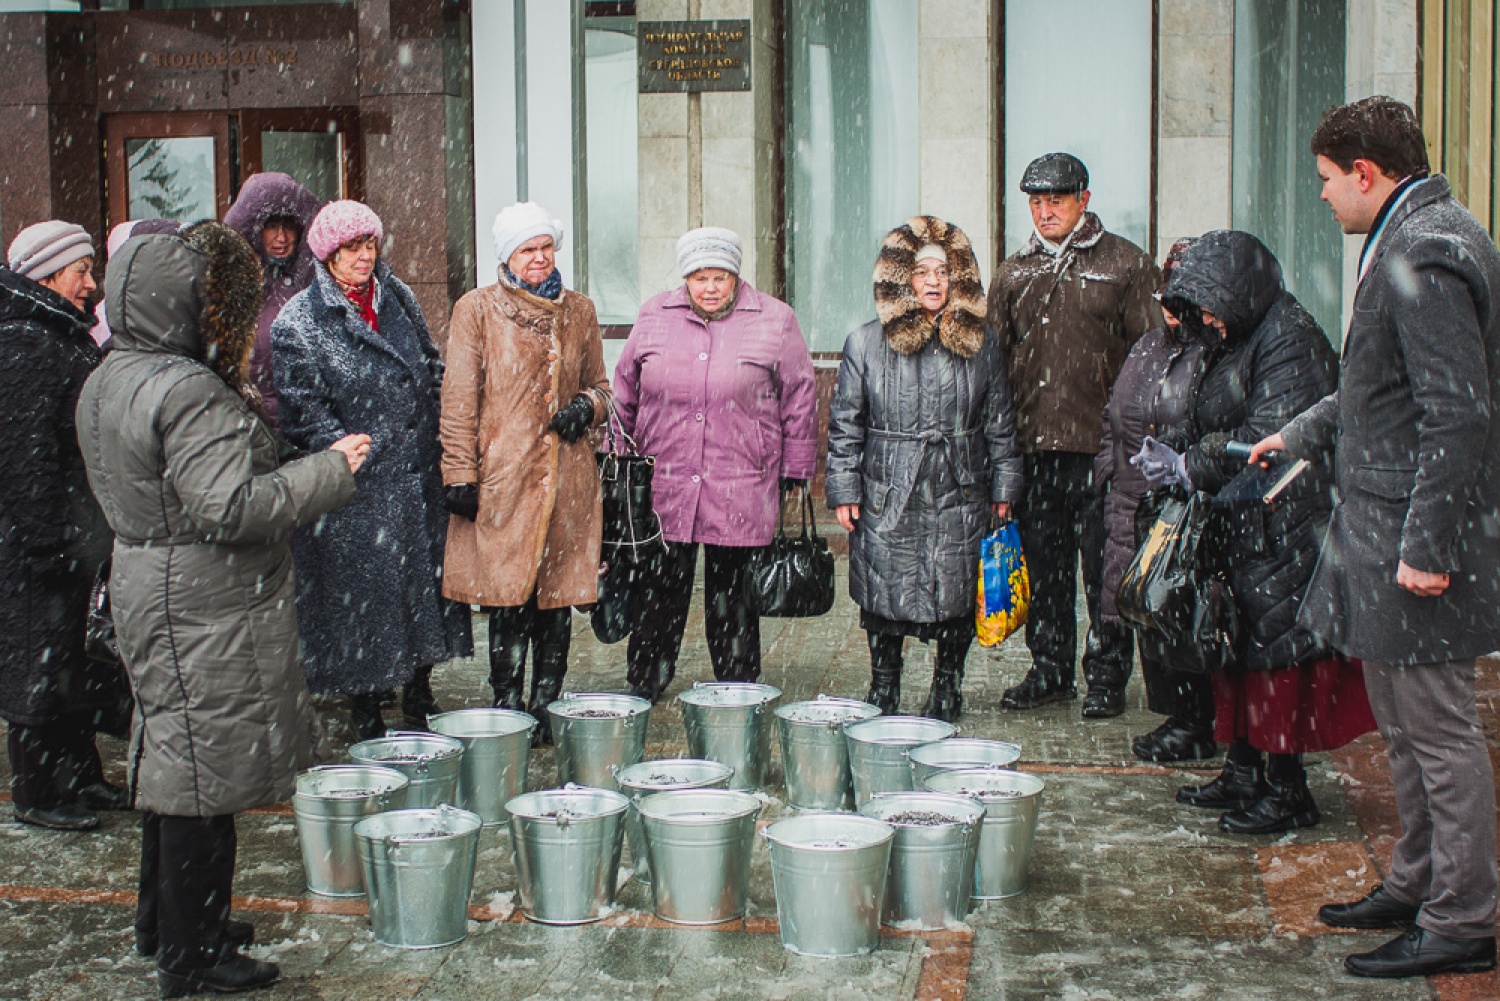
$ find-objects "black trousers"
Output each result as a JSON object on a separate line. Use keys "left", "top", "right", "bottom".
{"left": 7, "top": 710, "right": 105, "bottom": 809}
{"left": 627, "top": 541, "right": 760, "bottom": 686}
{"left": 1018, "top": 451, "right": 1133, "bottom": 690}
{"left": 487, "top": 592, "right": 573, "bottom": 686}
{"left": 137, "top": 812, "right": 238, "bottom": 971}
{"left": 1140, "top": 639, "right": 1215, "bottom": 724}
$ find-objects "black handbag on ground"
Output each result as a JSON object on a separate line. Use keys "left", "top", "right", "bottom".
{"left": 592, "top": 402, "right": 665, "bottom": 644}
{"left": 747, "top": 484, "right": 835, "bottom": 618}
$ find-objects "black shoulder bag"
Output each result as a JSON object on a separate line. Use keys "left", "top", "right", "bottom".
{"left": 592, "top": 402, "right": 665, "bottom": 644}
{"left": 747, "top": 483, "right": 835, "bottom": 618}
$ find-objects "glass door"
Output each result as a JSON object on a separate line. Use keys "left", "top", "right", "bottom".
{"left": 240, "top": 108, "right": 362, "bottom": 205}
{"left": 104, "top": 113, "right": 231, "bottom": 227}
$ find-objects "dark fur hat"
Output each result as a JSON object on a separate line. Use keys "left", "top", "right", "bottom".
{"left": 179, "top": 220, "right": 264, "bottom": 401}
{"left": 873, "top": 216, "right": 986, "bottom": 358}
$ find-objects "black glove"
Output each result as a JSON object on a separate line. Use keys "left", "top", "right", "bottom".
{"left": 445, "top": 483, "right": 479, "bottom": 521}
{"left": 1197, "top": 431, "right": 1236, "bottom": 464}
{"left": 780, "top": 477, "right": 808, "bottom": 492}
{"left": 547, "top": 394, "right": 596, "bottom": 444}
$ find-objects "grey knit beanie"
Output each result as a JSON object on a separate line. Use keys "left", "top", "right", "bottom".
{"left": 676, "top": 227, "right": 742, "bottom": 277}
{"left": 7, "top": 220, "right": 94, "bottom": 280}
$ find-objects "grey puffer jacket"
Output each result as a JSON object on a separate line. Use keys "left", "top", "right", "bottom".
{"left": 827, "top": 216, "right": 1024, "bottom": 624}
{"left": 76, "top": 229, "right": 354, "bottom": 816}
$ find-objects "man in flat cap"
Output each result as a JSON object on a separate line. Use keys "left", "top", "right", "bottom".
{"left": 988, "top": 152, "right": 1161, "bottom": 718}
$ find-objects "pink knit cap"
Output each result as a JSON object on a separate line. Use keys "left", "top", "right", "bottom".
{"left": 306, "top": 200, "right": 383, "bottom": 261}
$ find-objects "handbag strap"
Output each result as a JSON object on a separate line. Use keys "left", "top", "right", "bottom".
{"left": 602, "top": 396, "right": 646, "bottom": 459}
{"left": 776, "top": 482, "right": 820, "bottom": 542}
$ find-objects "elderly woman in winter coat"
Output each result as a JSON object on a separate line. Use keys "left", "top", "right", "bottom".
{"left": 225, "top": 171, "right": 323, "bottom": 426}
{"left": 614, "top": 227, "right": 817, "bottom": 701}
{"left": 440, "top": 202, "right": 609, "bottom": 744}
{"left": 272, "top": 201, "right": 473, "bottom": 740}
{"left": 1096, "top": 238, "right": 1219, "bottom": 763}
{"left": 0, "top": 221, "right": 126, "bottom": 832}
{"left": 826, "top": 216, "right": 1023, "bottom": 721}
{"left": 1140, "top": 230, "right": 1375, "bottom": 833}
{"left": 76, "top": 222, "right": 367, "bottom": 996}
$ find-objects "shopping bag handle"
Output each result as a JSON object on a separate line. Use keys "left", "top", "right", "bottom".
{"left": 776, "top": 481, "right": 820, "bottom": 542}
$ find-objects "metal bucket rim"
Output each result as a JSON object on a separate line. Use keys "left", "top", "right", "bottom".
{"left": 348, "top": 732, "right": 464, "bottom": 764}
{"left": 636, "top": 788, "right": 763, "bottom": 824}
{"left": 351, "top": 805, "right": 484, "bottom": 842}
{"left": 761, "top": 812, "right": 895, "bottom": 851}
{"left": 908, "top": 738, "right": 1023, "bottom": 768}
{"left": 843, "top": 716, "right": 957, "bottom": 746}
{"left": 921, "top": 767, "right": 1046, "bottom": 799}
{"left": 294, "top": 764, "right": 411, "bottom": 799}
{"left": 548, "top": 693, "right": 652, "bottom": 719}
{"left": 858, "top": 791, "right": 987, "bottom": 827}
{"left": 678, "top": 682, "right": 782, "bottom": 708}
{"left": 505, "top": 785, "right": 631, "bottom": 821}
{"left": 775, "top": 698, "right": 882, "bottom": 725}
{"left": 427, "top": 707, "right": 537, "bottom": 739}
{"left": 613, "top": 758, "right": 734, "bottom": 792}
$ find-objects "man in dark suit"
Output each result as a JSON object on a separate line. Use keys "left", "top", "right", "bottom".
{"left": 1253, "top": 96, "right": 1500, "bottom": 979}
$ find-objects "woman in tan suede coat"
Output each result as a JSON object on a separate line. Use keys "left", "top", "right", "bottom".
{"left": 440, "top": 202, "right": 609, "bottom": 742}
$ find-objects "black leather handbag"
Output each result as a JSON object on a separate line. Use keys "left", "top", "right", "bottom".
{"left": 592, "top": 403, "right": 665, "bottom": 644}
{"left": 748, "top": 484, "right": 835, "bottom": 618}
{"left": 64, "top": 556, "right": 135, "bottom": 738}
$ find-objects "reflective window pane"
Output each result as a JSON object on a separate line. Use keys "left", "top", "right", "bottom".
{"left": 125, "top": 136, "right": 217, "bottom": 223}
{"left": 261, "top": 130, "right": 344, "bottom": 203}
{"left": 785, "top": 0, "right": 919, "bottom": 352}
{"left": 583, "top": 18, "right": 640, "bottom": 326}
{"left": 1004, "top": 0, "right": 1153, "bottom": 256}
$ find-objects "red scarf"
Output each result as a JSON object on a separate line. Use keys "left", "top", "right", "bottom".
{"left": 336, "top": 276, "right": 378, "bottom": 332}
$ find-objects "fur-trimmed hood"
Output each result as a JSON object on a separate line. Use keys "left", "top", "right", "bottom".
{"left": 873, "top": 216, "right": 986, "bottom": 358}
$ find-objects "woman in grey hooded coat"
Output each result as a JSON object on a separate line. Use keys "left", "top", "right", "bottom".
{"left": 826, "top": 216, "right": 1024, "bottom": 720}
{"left": 76, "top": 222, "right": 368, "bottom": 997}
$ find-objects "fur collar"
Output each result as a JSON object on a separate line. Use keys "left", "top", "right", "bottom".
{"left": 180, "top": 220, "right": 263, "bottom": 402}
{"left": 873, "top": 216, "right": 986, "bottom": 358}
{"left": 1020, "top": 211, "right": 1105, "bottom": 258}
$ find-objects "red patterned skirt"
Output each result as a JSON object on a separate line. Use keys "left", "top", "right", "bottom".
{"left": 1212, "top": 655, "right": 1377, "bottom": 754}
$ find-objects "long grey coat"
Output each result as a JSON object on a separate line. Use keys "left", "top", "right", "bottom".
{"left": 826, "top": 217, "right": 1024, "bottom": 624}
{"left": 1281, "top": 176, "right": 1500, "bottom": 666}
{"left": 76, "top": 232, "right": 354, "bottom": 816}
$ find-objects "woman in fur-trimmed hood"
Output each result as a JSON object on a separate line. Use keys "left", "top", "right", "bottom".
{"left": 826, "top": 215, "right": 1024, "bottom": 721}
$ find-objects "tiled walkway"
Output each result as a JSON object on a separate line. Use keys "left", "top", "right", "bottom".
{"left": 2, "top": 562, "right": 1495, "bottom": 1000}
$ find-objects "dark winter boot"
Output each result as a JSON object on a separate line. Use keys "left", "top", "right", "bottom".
{"left": 1080, "top": 626, "right": 1132, "bottom": 719}
{"left": 487, "top": 622, "right": 528, "bottom": 713}
{"left": 528, "top": 612, "right": 572, "bottom": 747}
{"left": 866, "top": 633, "right": 903, "bottom": 715}
{"left": 401, "top": 666, "right": 441, "bottom": 729}
{"left": 1218, "top": 754, "right": 1320, "bottom": 834}
{"left": 1177, "top": 741, "right": 1269, "bottom": 811}
{"left": 348, "top": 693, "right": 387, "bottom": 743}
{"left": 921, "top": 639, "right": 969, "bottom": 723}
{"left": 1000, "top": 665, "right": 1077, "bottom": 709}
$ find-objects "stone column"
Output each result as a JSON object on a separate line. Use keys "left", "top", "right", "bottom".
{"left": 1156, "top": 0, "right": 1234, "bottom": 262}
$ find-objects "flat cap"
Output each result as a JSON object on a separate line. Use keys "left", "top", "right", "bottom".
{"left": 1019, "top": 152, "right": 1089, "bottom": 194}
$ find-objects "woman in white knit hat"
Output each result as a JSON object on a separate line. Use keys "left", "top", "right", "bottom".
{"left": 612, "top": 227, "right": 818, "bottom": 701}
{"left": 439, "top": 201, "right": 610, "bottom": 743}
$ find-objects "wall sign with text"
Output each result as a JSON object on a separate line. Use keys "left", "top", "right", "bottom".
{"left": 638, "top": 20, "right": 751, "bottom": 93}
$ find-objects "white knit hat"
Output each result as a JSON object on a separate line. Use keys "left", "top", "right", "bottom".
{"left": 676, "top": 227, "right": 742, "bottom": 277}
{"left": 492, "top": 202, "right": 563, "bottom": 267}
{"left": 7, "top": 220, "right": 94, "bottom": 281}
{"left": 914, "top": 244, "right": 947, "bottom": 265}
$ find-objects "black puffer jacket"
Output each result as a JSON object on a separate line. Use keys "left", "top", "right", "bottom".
{"left": 1160, "top": 230, "right": 1337, "bottom": 671}
{"left": 0, "top": 266, "right": 110, "bottom": 726}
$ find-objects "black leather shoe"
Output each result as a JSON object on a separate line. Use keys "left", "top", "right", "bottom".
{"left": 920, "top": 686, "right": 961, "bottom": 724}
{"left": 138, "top": 920, "right": 255, "bottom": 958}
{"left": 1218, "top": 779, "right": 1320, "bottom": 834}
{"left": 1080, "top": 687, "right": 1125, "bottom": 719}
{"left": 1132, "top": 718, "right": 1217, "bottom": 763}
{"left": 627, "top": 681, "right": 657, "bottom": 704}
{"left": 14, "top": 804, "right": 100, "bottom": 831}
{"left": 158, "top": 950, "right": 280, "bottom": 998}
{"left": 77, "top": 780, "right": 133, "bottom": 812}
{"left": 1176, "top": 760, "right": 1269, "bottom": 811}
{"left": 348, "top": 693, "right": 387, "bottom": 743}
{"left": 1000, "top": 669, "right": 1077, "bottom": 709}
{"left": 865, "top": 680, "right": 901, "bottom": 716}
{"left": 401, "top": 666, "right": 441, "bottom": 729}
{"left": 1318, "top": 885, "right": 1421, "bottom": 930}
{"left": 1344, "top": 926, "right": 1497, "bottom": 979}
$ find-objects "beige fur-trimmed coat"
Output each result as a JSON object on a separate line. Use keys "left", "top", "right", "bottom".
{"left": 439, "top": 279, "right": 610, "bottom": 609}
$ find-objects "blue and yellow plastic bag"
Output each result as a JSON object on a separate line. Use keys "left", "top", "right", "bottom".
{"left": 976, "top": 522, "right": 1029, "bottom": 647}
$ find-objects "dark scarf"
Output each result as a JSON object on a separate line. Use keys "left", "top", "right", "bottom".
{"left": 504, "top": 266, "right": 563, "bottom": 301}
{"left": 690, "top": 281, "right": 741, "bottom": 321}
{"left": 335, "top": 274, "right": 378, "bottom": 332}
{"left": 1358, "top": 171, "right": 1429, "bottom": 276}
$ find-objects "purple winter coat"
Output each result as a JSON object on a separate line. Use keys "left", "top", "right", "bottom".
{"left": 224, "top": 171, "right": 322, "bottom": 426}
{"left": 614, "top": 281, "right": 818, "bottom": 547}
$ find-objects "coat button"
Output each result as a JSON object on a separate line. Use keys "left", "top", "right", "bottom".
{"left": 695, "top": 412, "right": 704, "bottom": 422}
{"left": 544, "top": 392, "right": 554, "bottom": 404}
{"left": 691, "top": 475, "right": 701, "bottom": 483}
{"left": 699, "top": 352, "right": 708, "bottom": 361}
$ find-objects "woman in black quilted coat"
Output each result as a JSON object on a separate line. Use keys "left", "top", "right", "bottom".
{"left": 1149, "top": 230, "right": 1374, "bottom": 834}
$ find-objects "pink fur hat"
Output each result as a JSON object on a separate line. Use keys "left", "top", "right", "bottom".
{"left": 306, "top": 200, "right": 383, "bottom": 262}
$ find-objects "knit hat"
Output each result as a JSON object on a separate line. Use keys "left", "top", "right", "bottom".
{"left": 677, "top": 227, "right": 742, "bottom": 277}
{"left": 7, "top": 220, "right": 94, "bottom": 280}
{"left": 492, "top": 201, "right": 563, "bottom": 267}
{"left": 306, "top": 200, "right": 383, "bottom": 262}
{"left": 914, "top": 244, "right": 947, "bottom": 266}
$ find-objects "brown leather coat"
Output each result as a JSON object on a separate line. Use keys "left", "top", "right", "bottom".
{"left": 439, "top": 279, "right": 609, "bottom": 609}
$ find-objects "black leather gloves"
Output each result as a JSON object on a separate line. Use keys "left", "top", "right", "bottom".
{"left": 445, "top": 483, "right": 479, "bottom": 520}
{"left": 547, "top": 394, "right": 596, "bottom": 444}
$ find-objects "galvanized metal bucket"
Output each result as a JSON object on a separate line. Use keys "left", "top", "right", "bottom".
{"left": 843, "top": 716, "right": 957, "bottom": 807}
{"left": 774, "top": 696, "right": 882, "bottom": 811}
{"left": 637, "top": 788, "right": 762, "bottom": 924}
{"left": 427, "top": 708, "right": 535, "bottom": 826}
{"left": 347, "top": 731, "right": 464, "bottom": 809}
{"left": 613, "top": 758, "right": 735, "bottom": 884}
{"left": 922, "top": 767, "right": 1046, "bottom": 899}
{"left": 352, "top": 804, "right": 483, "bottom": 949}
{"left": 505, "top": 784, "right": 630, "bottom": 924}
{"left": 907, "top": 738, "right": 1022, "bottom": 790}
{"left": 860, "top": 791, "right": 985, "bottom": 929}
{"left": 677, "top": 682, "right": 782, "bottom": 790}
{"left": 761, "top": 813, "right": 895, "bottom": 956}
{"left": 292, "top": 765, "right": 410, "bottom": 897}
{"left": 549, "top": 693, "right": 652, "bottom": 791}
